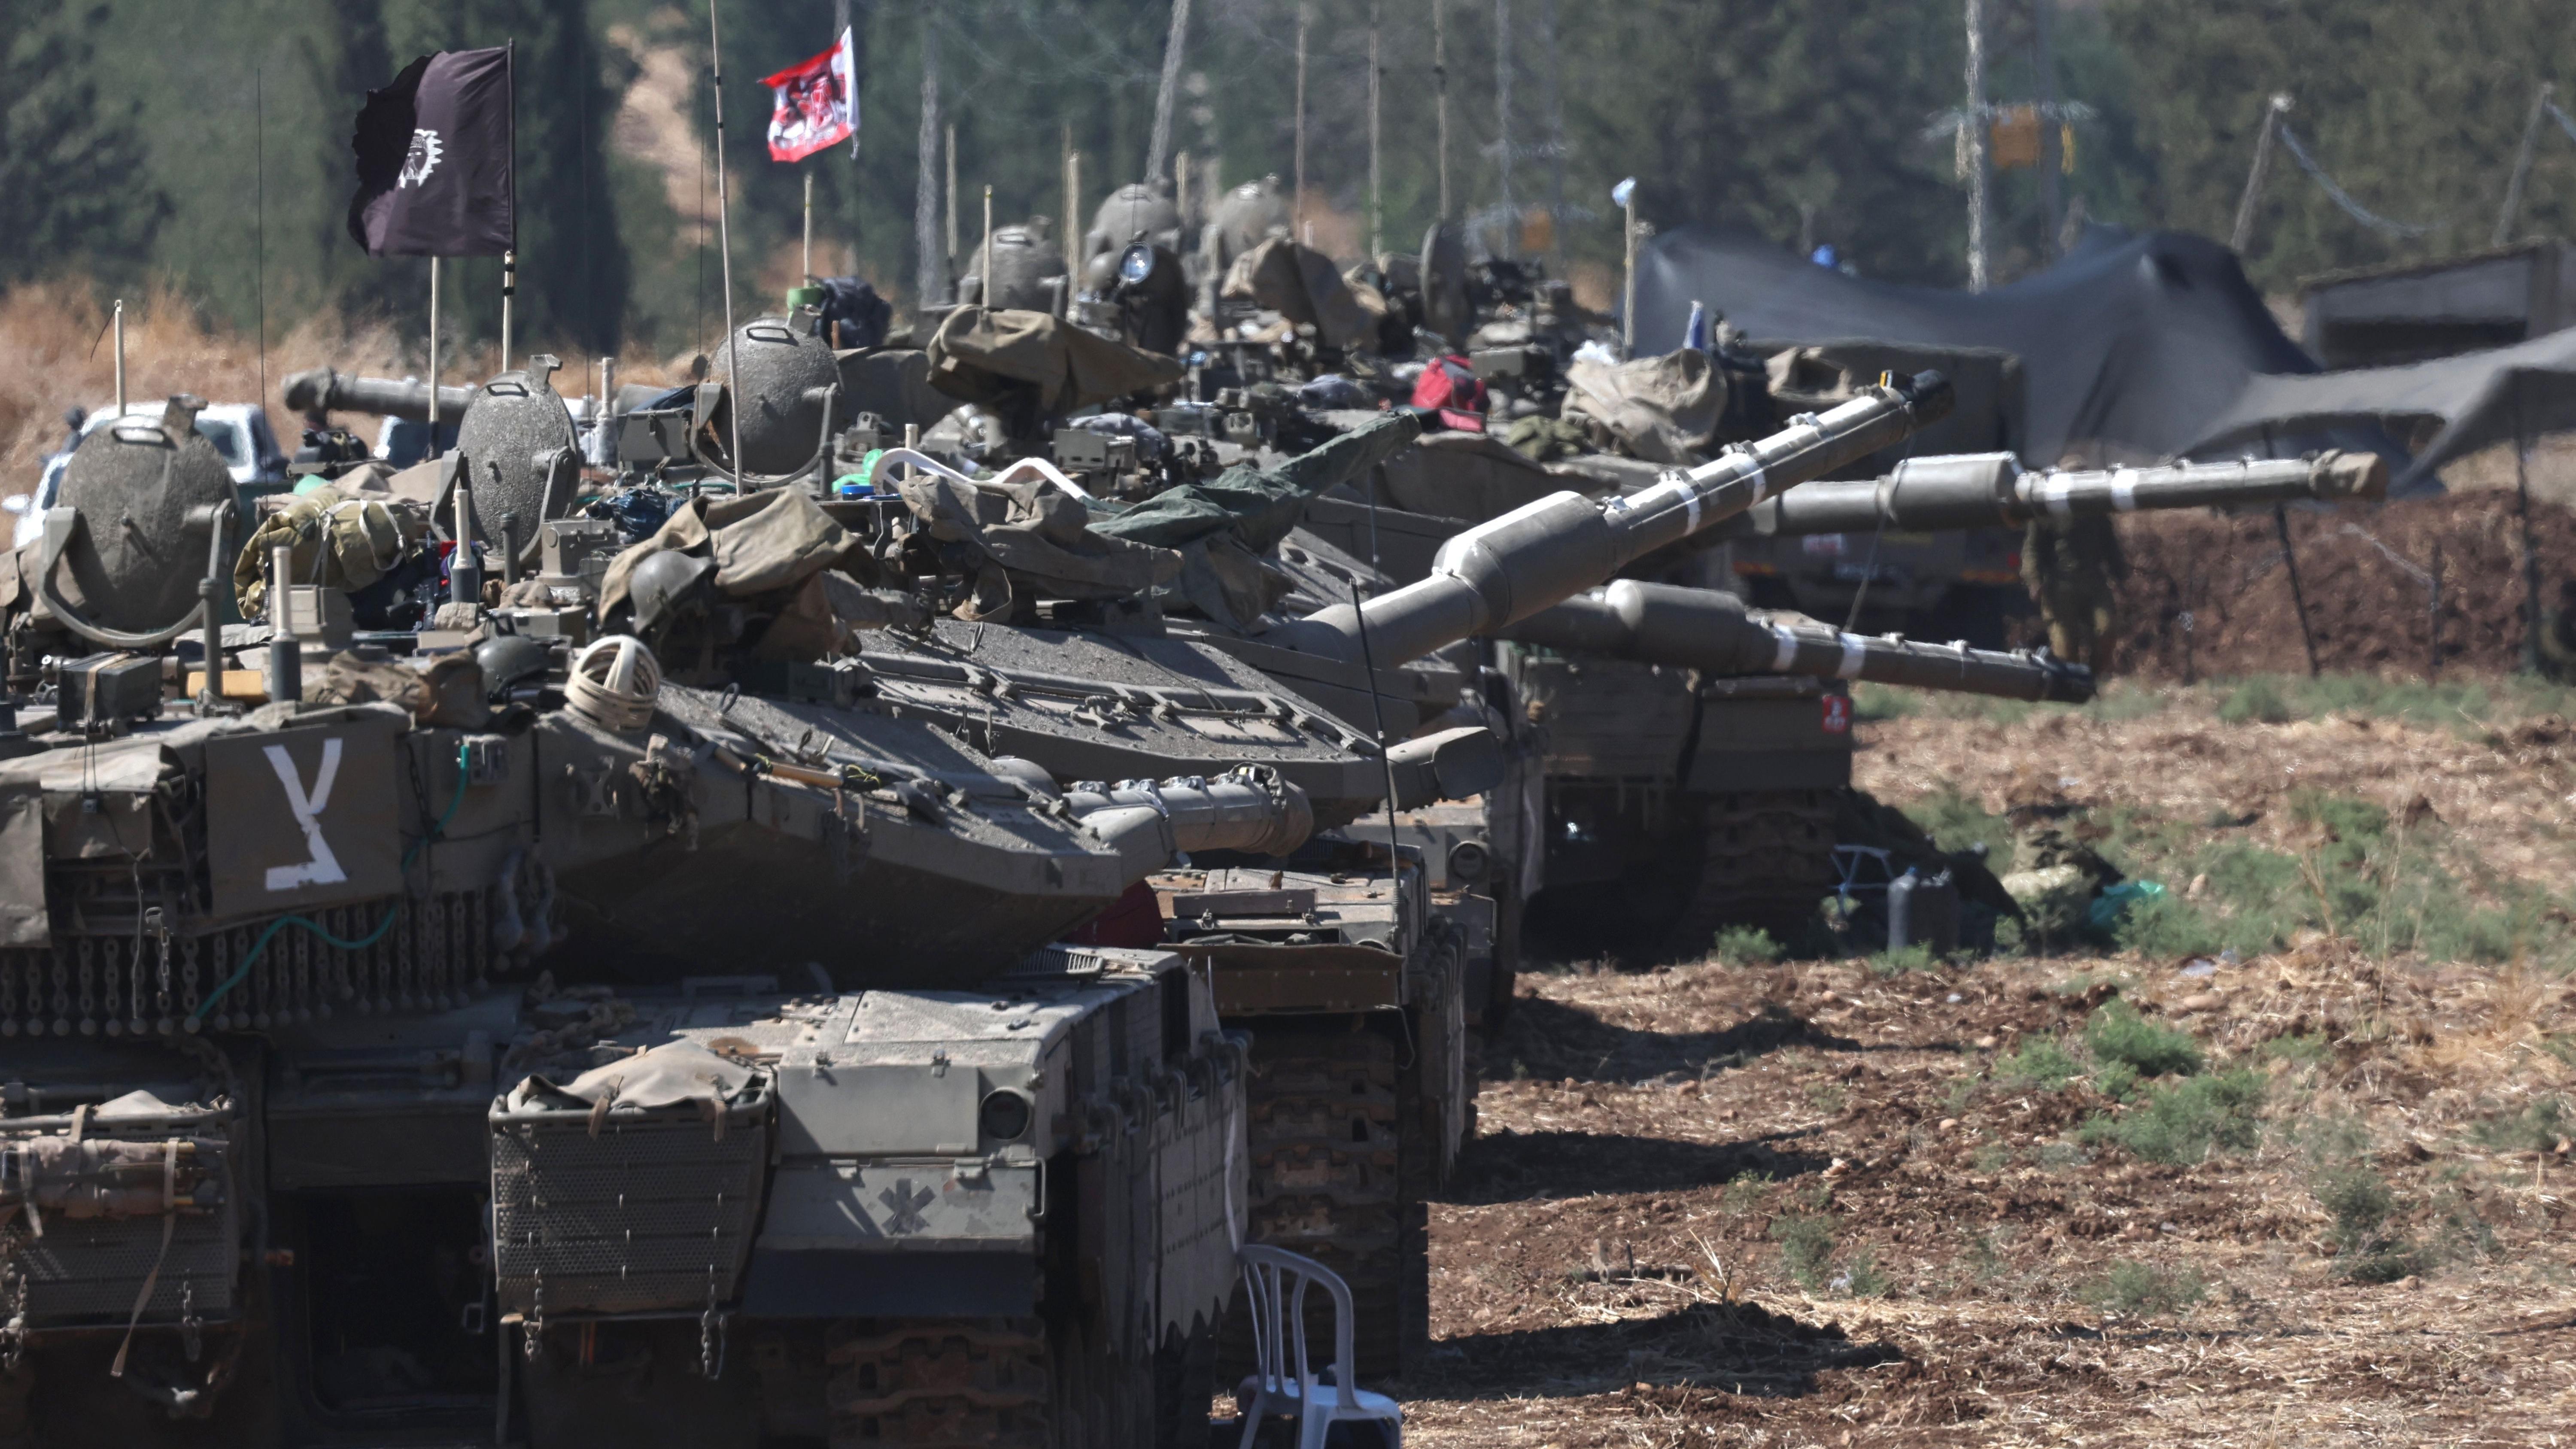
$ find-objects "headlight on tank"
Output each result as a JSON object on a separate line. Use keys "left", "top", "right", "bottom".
{"left": 979, "top": 1088, "right": 1034, "bottom": 1142}
{"left": 1446, "top": 839, "right": 1492, "bottom": 885}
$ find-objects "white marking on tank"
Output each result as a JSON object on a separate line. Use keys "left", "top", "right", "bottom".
{"left": 1769, "top": 626, "right": 1801, "bottom": 672}
{"left": 1836, "top": 635, "right": 1868, "bottom": 680}
{"left": 263, "top": 738, "right": 346, "bottom": 890}
{"left": 2111, "top": 469, "right": 2140, "bottom": 512}
{"left": 2043, "top": 476, "right": 2075, "bottom": 518}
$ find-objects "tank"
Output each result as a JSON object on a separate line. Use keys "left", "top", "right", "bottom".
{"left": 447, "top": 355, "right": 583, "bottom": 566}
{"left": 811, "top": 374, "right": 1947, "bottom": 1376}
{"left": 0, "top": 392, "right": 1339, "bottom": 1447}
{"left": 963, "top": 224, "right": 1070, "bottom": 315}
{"left": 1513, "top": 450, "right": 2385, "bottom": 952}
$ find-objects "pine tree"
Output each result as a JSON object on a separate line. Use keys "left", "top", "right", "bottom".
{"left": 0, "top": 0, "right": 168, "bottom": 287}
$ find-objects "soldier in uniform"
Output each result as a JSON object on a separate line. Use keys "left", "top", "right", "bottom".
{"left": 2021, "top": 510, "right": 2128, "bottom": 672}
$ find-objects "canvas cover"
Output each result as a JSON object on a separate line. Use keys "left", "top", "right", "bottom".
{"left": 1560, "top": 348, "right": 1724, "bottom": 465}
{"left": 2181, "top": 326, "right": 2576, "bottom": 494}
{"left": 1221, "top": 237, "right": 1379, "bottom": 350}
{"left": 927, "top": 307, "right": 1185, "bottom": 414}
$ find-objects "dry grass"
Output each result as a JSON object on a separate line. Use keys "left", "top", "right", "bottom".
{"left": 1399, "top": 698, "right": 2576, "bottom": 1445}
{"left": 0, "top": 280, "right": 689, "bottom": 500}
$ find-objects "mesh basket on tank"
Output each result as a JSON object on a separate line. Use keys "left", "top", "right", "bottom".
{"left": 488, "top": 1066, "right": 772, "bottom": 1317}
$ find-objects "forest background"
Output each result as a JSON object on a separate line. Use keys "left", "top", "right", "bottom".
{"left": 7, "top": 0, "right": 2576, "bottom": 367}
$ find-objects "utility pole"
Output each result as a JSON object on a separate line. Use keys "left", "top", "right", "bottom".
{"left": 913, "top": 16, "right": 941, "bottom": 308}
{"left": 1433, "top": 0, "right": 1451, "bottom": 221}
{"left": 1540, "top": 0, "right": 1564, "bottom": 266}
{"left": 2034, "top": 0, "right": 2062, "bottom": 258}
{"left": 1294, "top": 3, "right": 1309, "bottom": 230}
{"left": 2497, "top": 81, "right": 2556, "bottom": 247}
{"left": 1494, "top": 0, "right": 1514, "bottom": 258}
{"left": 1963, "top": 0, "right": 1991, "bottom": 291}
{"left": 1146, "top": 0, "right": 1195, "bottom": 185}
{"left": 2231, "top": 93, "right": 2292, "bottom": 255}
{"left": 1368, "top": 0, "right": 1384, "bottom": 260}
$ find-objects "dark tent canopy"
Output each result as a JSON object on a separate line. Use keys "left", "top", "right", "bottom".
{"left": 1631, "top": 226, "right": 2330, "bottom": 469}
{"left": 2183, "top": 327, "right": 2576, "bottom": 494}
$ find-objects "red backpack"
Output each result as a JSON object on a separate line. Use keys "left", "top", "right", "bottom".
{"left": 1410, "top": 354, "right": 1488, "bottom": 431}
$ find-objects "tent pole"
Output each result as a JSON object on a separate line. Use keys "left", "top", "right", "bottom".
{"left": 2518, "top": 378, "right": 2544, "bottom": 674}
{"left": 2232, "top": 94, "right": 2291, "bottom": 255}
{"left": 2497, "top": 82, "right": 2555, "bottom": 248}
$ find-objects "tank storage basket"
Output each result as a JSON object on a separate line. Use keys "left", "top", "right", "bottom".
{"left": 489, "top": 1065, "right": 773, "bottom": 1317}
{"left": 0, "top": 1100, "right": 239, "bottom": 1330}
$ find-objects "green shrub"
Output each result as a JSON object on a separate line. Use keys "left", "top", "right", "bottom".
{"left": 2262, "top": 1033, "right": 2332, "bottom": 1067}
{"left": 1867, "top": 943, "right": 1940, "bottom": 976}
{"left": 1994, "top": 1035, "right": 2081, "bottom": 1091}
{"left": 2093, "top": 1060, "right": 2141, "bottom": 1103}
{"left": 1771, "top": 1213, "right": 1839, "bottom": 1290}
{"left": 2081, "top": 1069, "right": 2266, "bottom": 1164}
{"left": 2316, "top": 1164, "right": 2427, "bottom": 1283}
{"left": 2219, "top": 677, "right": 2294, "bottom": 724}
{"left": 1902, "top": 788, "right": 2017, "bottom": 873}
{"left": 2112, "top": 893, "right": 2227, "bottom": 959}
{"left": 2470, "top": 1097, "right": 2571, "bottom": 1154}
{"left": 2079, "top": 1259, "right": 2205, "bottom": 1317}
{"left": 2085, "top": 999, "right": 2205, "bottom": 1078}
{"left": 1835, "top": 1248, "right": 1892, "bottom": 1298}
{"left": 1712, "top": 925, "right": 1781, "bottom": 966}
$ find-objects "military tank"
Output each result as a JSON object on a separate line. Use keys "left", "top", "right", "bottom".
{"left": 0, "top": 386, "right": 1334, "bottom": 1448}
{"left": 1288, "top": 427, "right": 2387, "bottom": 953}
{"left": 823, "top": 368, "right": 1951, "bottom": 1376}
{"left": 1513, "top": 450, "right": 2389, "bottom": 951}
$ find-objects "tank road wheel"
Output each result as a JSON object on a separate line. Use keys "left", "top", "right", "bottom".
{"left": 820, "top": 1316, "right": 1160, "bottom": 1449}
{"left": 823, "top": 1320, "right": 1053, "bottom": 1448}
{"left": 1225, "top": 1025, "right": 1424, "bottom": 1382}
{"left": 1660, "top": 788, "right": 1842, "bottom": 956}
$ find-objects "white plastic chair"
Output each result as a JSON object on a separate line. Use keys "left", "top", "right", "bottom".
{"left": 1235, "top": 1243, "right": 1403, "bottom": 1449}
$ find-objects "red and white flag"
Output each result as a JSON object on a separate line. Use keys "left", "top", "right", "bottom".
{"left": 762, "top": 28, "right": 857, "bottom": 163}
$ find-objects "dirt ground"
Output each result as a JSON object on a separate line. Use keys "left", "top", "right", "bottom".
{"left": 1393, "top": 693, "right": 2576, "bottom": 1446}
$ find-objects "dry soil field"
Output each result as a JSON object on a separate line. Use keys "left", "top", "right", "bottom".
{"left": 1396, "top": 679, "right": 2576, "bottom": 1447}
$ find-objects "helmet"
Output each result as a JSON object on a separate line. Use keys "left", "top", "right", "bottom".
{"left": 626, "top": 549, "right": 718, "bottom": 639}
{"left": 474, "top": 634, "right": 554, "bottom": 702}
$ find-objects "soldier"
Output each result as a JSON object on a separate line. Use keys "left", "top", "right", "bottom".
{"left": 2022, "top": 510, "right": 2128, "bottom": 672}
{"left": 2539, "top": 578, "right": 2576, "bottom": 680}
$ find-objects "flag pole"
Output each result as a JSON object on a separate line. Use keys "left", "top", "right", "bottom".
{"left": 427, "top": 260, "right": 440, "bottom": 458}
{"left": 710, "top": 0, "right": 744, "bottom": 487}
{"left": 501, "top": 39, "right": 516, "bottom": 372}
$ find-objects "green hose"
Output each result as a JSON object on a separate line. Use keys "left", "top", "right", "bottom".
{"left": 187, "top": 738, "right": 476, "bottom": 1029}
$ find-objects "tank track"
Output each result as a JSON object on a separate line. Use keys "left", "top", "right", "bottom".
{"left": 820, "top": 1316, "right": 1163, "bottom": 1449}
{"left": 1231, "top": 1027, "right": 1427, "bottom": 1381}
{"left": 1662, "top": 787, "right": 1844, "bottom": 953}
{"left": 823, "top": 1320, "right": 1054, "bottom": 1448}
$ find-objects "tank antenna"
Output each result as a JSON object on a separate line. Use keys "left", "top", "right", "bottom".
{"left": 113, "top": 299, "right": 126, "bottom": 414}
{"left": 256, "top": 67, "right": 267, "bottom": 428}
{"left": 710, "top": 0, "right": 744, "bottom": 487}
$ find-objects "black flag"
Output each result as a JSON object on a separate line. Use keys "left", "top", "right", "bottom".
{"left": 347, "top": 47, "right": 514, "bottom": 257}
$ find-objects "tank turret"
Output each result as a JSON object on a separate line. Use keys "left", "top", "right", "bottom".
{"left": 33, "top": 395, "right": 235, "bottom": 650}
{"left": 1227, "top": 371, "right": 1953, "bottom": 720}
{"left": 1504, "top": 580, "right": 2094, "bottom": 704}
{"left": 447, "top": 355, "right": 581, "bottom": 565}
{"left": 1730, "top": 450, "right": 2388, "bottom": 537}
{"left": 705, "top": 314, "right": 844, "bottom": 478}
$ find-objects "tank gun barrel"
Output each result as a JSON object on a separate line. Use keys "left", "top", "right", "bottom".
{"left": 1736, "top": 450, "right": 2386, "bottom": 538}
{"left": 280, "top": 365, "right": 478, "bottom": 423}
{"left": 1505, "top": 580, "right": 2095, "bottom": 704}
{"left": 1288, "top": 371, "right": 1953, "bottom": 666}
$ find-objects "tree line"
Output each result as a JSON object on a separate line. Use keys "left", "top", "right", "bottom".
{"left": 6, "top": 0, "right": 2576, "bottom": 360}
